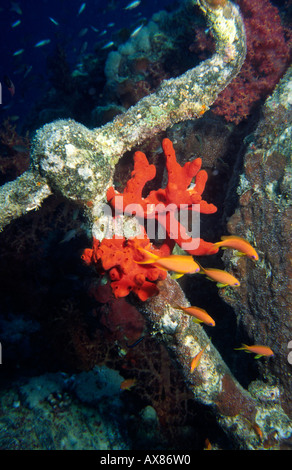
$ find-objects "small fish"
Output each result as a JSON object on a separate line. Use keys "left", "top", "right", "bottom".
{"left": 107, "top": 22, "right": 115, "bottom": 27}
{"left": 100, "top": 275, "right": 109, "bottom": 286}
{"left": 13, "top": 48, "right": 24, "bottom": 56}
{"left": 213, "top": 235, "right": 259, "bottom": 261}
{"left": 190, "top": 345, "right": 208, "bottom": 373}
{"left": 124, "top": 0, "right": 141, "bottom": 10}
{"left": 90, "top": 25, "right": 99, "bottom": 32}
{"left": 130, "top": 23, "right": 144, "bottom": 38}
{"left": 49, "top": 17, "right": 59, "bottom": 26}
{"left": 253, "top": 423, "right": 263, "bottom": 440}
{"left": 120, "top": 378, "right": 136, "bottom": 390}
{"left": 175, "top": 305, "right": 215, "bottom": 326}
{"left": 78, "top": 27, "right": 88, "bottom": 37}
{"left": 99, "top": 29, "right": 107, "bottom": 37}
{"left": 234, "top": 344, "right": 274, "bottom": 359}
{"left": 101, "top": 41, "right": 114, "bottom": 50}
{"left": 79, "top": 41, "right": 88, "bottom": 54}
{"left": 77, "top": 3, "right": 86, "bottom": 15}
{"left": 246, "top": 421, "right": 263, "bottom": 440}
{"left": 11, "top": 19, "right": 21, "bottom": 28}
{"left": 2, "top": 103, "right": 13, "bottom": 111}
{"left": 4, "top": 75, "right": 15, "bottom": 96}
{"left": 136, "top": 247, "right": 200, "bottom": 275}
{"left": 34, "top": 39, "right": 51, "bottom": 47}
{"left": 204, "top": 438, "right": 212, "bottom": 450}
{"left": 199, "top": 264, "right": 240, "bottom": 288}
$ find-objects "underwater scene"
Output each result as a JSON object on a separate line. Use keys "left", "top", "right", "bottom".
{"left": 0, "top": 0, "right": 291, "bottom": 453}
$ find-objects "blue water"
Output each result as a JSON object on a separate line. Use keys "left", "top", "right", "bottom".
{"left": 0, "top": 0, "right": 177, "bottom": 127}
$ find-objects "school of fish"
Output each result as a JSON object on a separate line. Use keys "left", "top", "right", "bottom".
{"left": 136, "top": 235, "right": 274, "bottom": 373}
{"left": 8, "top": 0, "right": 146, "bottom": 100}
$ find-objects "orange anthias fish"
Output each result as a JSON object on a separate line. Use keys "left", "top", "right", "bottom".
{"left": 136, "top": 247, "right": 200, "bottom": 275}
{"left": 204, "top": 438, "right": 212, "bottom": 450}
{"left": 190, "top": 345, "right": 208, "bottom": 373}
{"left": 234, "top": 344, "right": 274, "bottom": 359}
{"left": 213, "top": 235, "right": 259, "bottom": 261}
{"left": 120, "top": 378, "right": 137, "bottom": 391}
{"left": 176, "top": 304, "right": 215, "bottom": 326}
{"left": 199, "top": 265, "right": 240, "bottom": 288}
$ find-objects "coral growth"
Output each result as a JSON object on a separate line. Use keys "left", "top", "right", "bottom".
{"left": 220, "top": 67, "right": 292, "bottom": 418}
{"left": 212, "top": 0, "right": 291, "bottom": 123}
{"left": 107, "top": 138, "right": 218, "bottom": 256}
{"left": 82, "top": 235, "right": 168, "bottom": 301}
